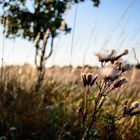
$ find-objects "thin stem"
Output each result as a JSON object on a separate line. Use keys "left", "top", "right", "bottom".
{"left": 82, "top": 80, "right": 110, "bottom": 140}
{"left": 45, "top": 36, "right": 54, "bottom": 60}
{"left": 82, "top": 86, "right": 89, "bottom": 126}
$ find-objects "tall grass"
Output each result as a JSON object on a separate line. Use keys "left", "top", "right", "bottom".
{"left": 0, "top": 58, "right": 140, "bottom": 139}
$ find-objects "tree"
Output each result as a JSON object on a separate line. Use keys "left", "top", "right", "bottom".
{"left": 0, "top": 0, "right": 100, "bottom": 90}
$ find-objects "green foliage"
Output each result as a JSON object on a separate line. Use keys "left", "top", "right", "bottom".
{"left": 0, "top": 0, "right": 100, "bottom": 40}
{"left": 102, "top": 114, "right": 117, "bottom": 140}
{"left": 0, "top": 0, "right": 69, "bottom": 40}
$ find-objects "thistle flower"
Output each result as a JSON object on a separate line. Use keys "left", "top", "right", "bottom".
{"left": 113, "top": 77, "right": 128, "bottom": 88}
{"left": 81, "top": 73, "right": 87, "bottom": 87}
{"left": 130, "top": 101, "right": 140, "bottom": 110}
{"left": 121, "top": 62, "right": 132, "bottom": 72}
{"left": 123, "top": 49, "right": 129, "bottom": 55}
{"left": 123, "top": 101, "right": 140, "bottom": 116}
{"left": 110, "top": 49, "right": 129, "bottom": 63}
{"left": 81, "top": 73, "right": 98, "bottom": 87}
{"left": 96, "top": 49, "right": 129, "bottom": 66}
{"left": 96, "top": 49, "right": 116, "bottom": 64}
{"left": 100, "top": 66, "right": 120, "bottom": 81}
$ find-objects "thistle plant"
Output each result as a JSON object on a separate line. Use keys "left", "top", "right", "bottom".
{"left": 80, "top": 49, "right": 140, "bottom": 140}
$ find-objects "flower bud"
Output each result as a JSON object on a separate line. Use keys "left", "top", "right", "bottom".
{"left": 130, "top": 101, "right": 140, "bottom": 110}
{"left": 121, "top": 63, "right": 132, "bottom": 72}
{"left": 86, "top": 73, "right": 93, "bottom": 85}
{"left": 81, "top": 73, "right": 98, "bottom": 87}
{"left": 81, "top": 73, "right": 87, "bottom": 87}
{"left": 123, "top": 49, "right": 129, "bottom": 55}
{"left": 113, "top": 77, "right": 128, "bottom": 88}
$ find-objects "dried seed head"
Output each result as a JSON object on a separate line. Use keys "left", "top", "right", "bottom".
{"left": 121, "top": 62, "right": 132, "bottom": 72}
{"left": 113, "top": 77, "right": 128, "bottom": 88}
{"left": 100, "top": 66, "right": 120, "bottom": 81}
{"left": 130, "top": 101, "right": 140, "bottom": 110}
{"left": 114, "top": 61, "right": 122, "bottom": 69}
{"left": 81, "top": 73, "right": 87, "bottom": 87}
{"left": 86, "top": 73, "right": 93, "bottom": 85}
{"left": 110, "top": 49, "right": 116, "bottom": 56}
{"left": 96, "top": 52, "right": 108, "bottom": 63}
{"left": 96, "top": 52, "right": 106, "bottom": 62}
{"left": 96, "top": 49, "right": 116, "bottom": 64}
{"left": 123, "top": 49, "right": 129, "bottom": 55}
{"left": 81, "top": 73, "right": 98, "bottom": 87}
{"left": 110, "top": 49, "right": 129, "bottom": 64}
{"left": 90, "top": 74, "right": 98, "bottom": 86}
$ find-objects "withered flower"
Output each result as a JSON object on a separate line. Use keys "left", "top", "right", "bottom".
{"left": 123, "top": 49, "right": 129, "bottom": 55}
{"left": 100, "top": 66, "right": 120, "bottom": 81}
{"left": 110, "top": 49, "right": 129, "bottom": 63}
{"left": 113, "top": 77, "right": 128, "bottom": 88}
{"left": 81, "top": 73, "right": 98, "bottom": 87}
{"left": 81, "top": 73, "right": 87, "bottom": 87}
{"left": 121, "top": 62, "right": 132, "bottom": 72}
{"left": 123, "top": 101, "right": 140, "bottom": 116}
{"left": 96, "top": 49, "right": 116, "bottom": 65}
{"left": 130, "top": 101, "right": 140, "bottom": 110}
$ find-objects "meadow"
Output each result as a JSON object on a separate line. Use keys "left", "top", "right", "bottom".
{"left": 0, "top": 55, "right": 140, "bottom": 140}
{"left": 0, "top": 0, "right": 140, "bottom": 139}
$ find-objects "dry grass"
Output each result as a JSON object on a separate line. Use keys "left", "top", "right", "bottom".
{"left": 0, "top": 64, "right": 140, "bottom": 140}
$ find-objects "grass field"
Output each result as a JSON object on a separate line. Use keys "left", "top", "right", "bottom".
{"left": 0, "top": 63, "right": 140, "bottom": 140}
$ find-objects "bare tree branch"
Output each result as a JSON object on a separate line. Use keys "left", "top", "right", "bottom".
{"left": 39, "top": 29, "right": 49, "bottom": 70}
{"left": 34, "top": 32, "right": 41, "bottom": 69}
{"left": 45, "top": 36, "right": 54, "bottom": 61}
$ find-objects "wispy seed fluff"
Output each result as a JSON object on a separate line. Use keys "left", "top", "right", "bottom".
{"left": 100, "top": 66, "right": 120, "bottom": 81}
{"left": 96, "top": 49, "right": 129, "bottom": 65}
{"left": 96, "top": 49, "right": 116, "bottom": 64}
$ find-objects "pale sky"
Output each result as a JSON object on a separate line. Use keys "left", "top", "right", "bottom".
{"left": 0, "top": 0, "right": 140, "bottom": 67}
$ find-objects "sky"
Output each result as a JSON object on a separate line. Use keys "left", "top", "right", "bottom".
{"left": 0, "top": 0, "right": 140, "bottom": 67}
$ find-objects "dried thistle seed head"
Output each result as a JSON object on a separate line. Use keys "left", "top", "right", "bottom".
{"left": 81, "top": 73, "right": 98, "bottom": 87}
{"left": 123, "top": 100, "right": 129, "bottom": 115}
{"left": 114, "top": 61, "right": 122, "bottom": 69}
{"left": 90, "top": 74, "right": 98, "bottom": 86}
{"left": 100, "top": 66, "right": 120, "bottom": 81}
{"left": 96, "top": 52, "right": 106, "bottom": 62}
{"left": 121, "top": 62, "right": 132, "bottom": 72}
{"left": 81, "top": 73, "right": 87, "bottom": 87}
{"left": 113, "top": 77, "right": 128, "bottom": 88}
{"left": 96, "top": 52, "right": 109, "bottom": 63}
{"left": 86, "top": 73, "right": 93, "bottom": 85}
{"left": 130, "top": 101, "right": 140, "bottom": 110}
{"left": 96, "top": 49, "right": 116, "bottom": 63}
{"left": 110, "top": 49, "right": 116, "bottom": 56}
{"left": 123, "top": 49, "right": 129, "bottom": 55}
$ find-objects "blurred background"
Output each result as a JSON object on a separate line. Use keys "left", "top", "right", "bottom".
{"left": 0, "top": 0, "right": 140, "bottom": 67}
